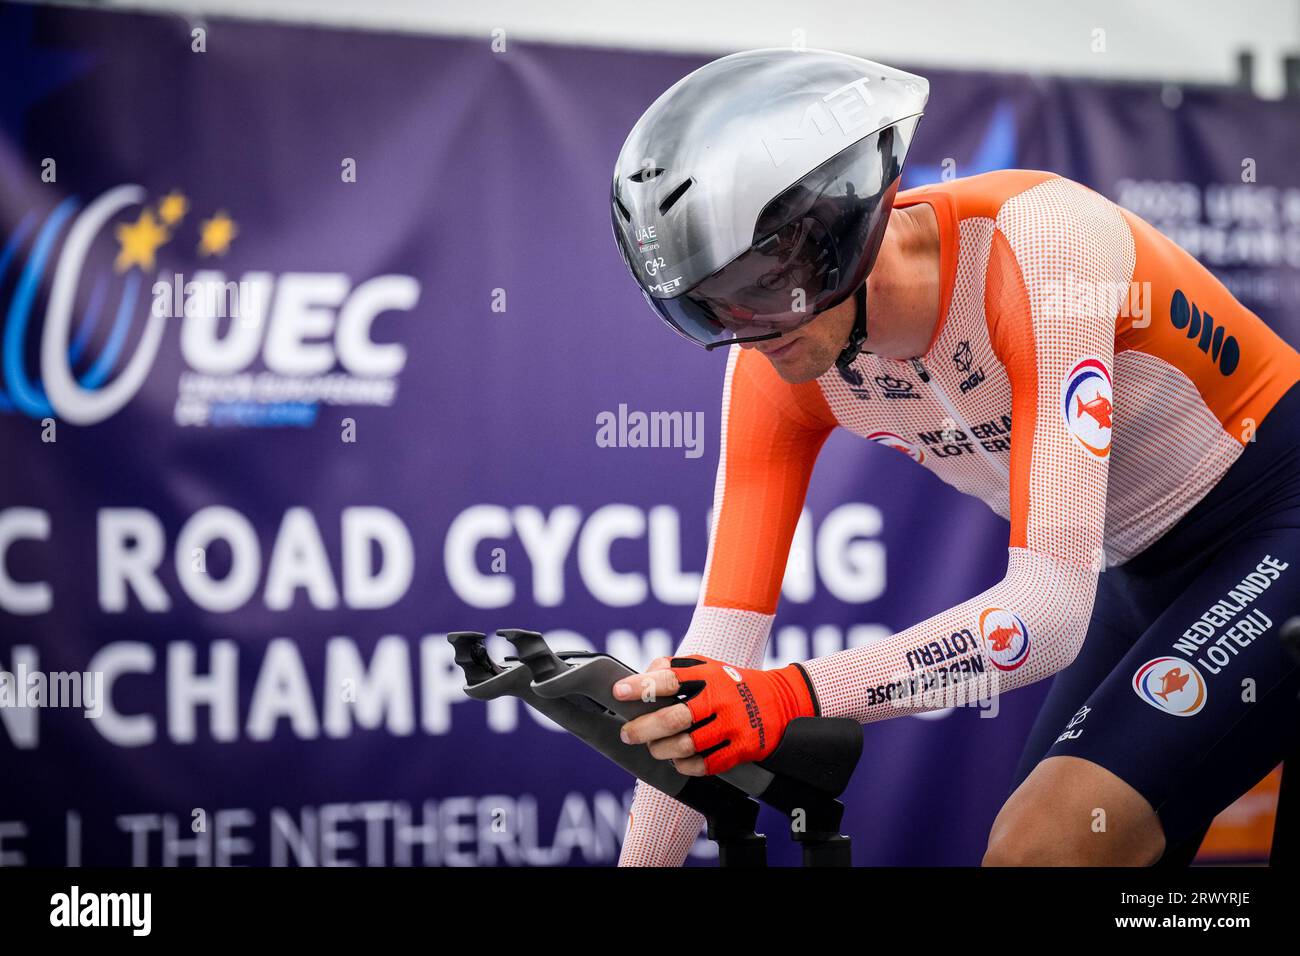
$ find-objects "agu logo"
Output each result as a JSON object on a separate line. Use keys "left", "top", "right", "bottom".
{"left": 867, "top": 430, "right": 925, "bottom": 464}
{"left": 978, "top": 607, "right": 1031, "bottom": 671}
{"left": 1061, "top": 357, "right": 1113, "bottom": 458}
{"left": 1132, "top": 657, "right": 1207, "bottom": 716}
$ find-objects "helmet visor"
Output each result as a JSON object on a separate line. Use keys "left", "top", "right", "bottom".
{"left": 649, "top": 216, "right": 839, "bottom": 349}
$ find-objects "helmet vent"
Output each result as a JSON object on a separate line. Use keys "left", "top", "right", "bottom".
{"left": 613, "top": 195, "right": 632, "bottom": 222}
{"left": 657, "top": 177, "right": 694, "bottom": 215}
{"left": 628, "top": 166, "right": 665, "bottom": 183}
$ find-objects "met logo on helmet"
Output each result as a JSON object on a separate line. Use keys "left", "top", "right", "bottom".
{"left": 762, "top": 77, "right": 878, "bottom": 167}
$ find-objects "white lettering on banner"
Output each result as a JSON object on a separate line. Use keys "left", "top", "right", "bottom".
{"left": 247, "top": 638, "right": 320, "bottom": 740}
{"left": 264, "top": 508, "right": 338, "bottom": 610}
{"left": 179, "top": 271, "right": 273, "bottom": 373}
{"left": 647, "top": 506, "right": 702, "bottom": 604}
{"left": 323, "top": 636, "right": 415, "bottom": 737}
{"left": 444, "top": 505, "right": 515, "bottom": 608}
{"left": 263, "top": 273, "right": 350, "bottom": 376}
{"left": 92, "top": 506, "right": 412, "bottom": 614}
{"left": 178, "top": 271, "right": 414, "bottom": 378}
{"left": 0, "top": 625, "right": 891, "bottom": 750}
{"left": 0, "top": 509, "right": 52, "bottom": 615}
{"left": 816, "top": 503, "right": 886, "bottom": 603}
{"left": 11, "top": 502, "right": 881, "bottom": 614}
{"left": 175, "top": 506, "right": 262, "bottom": 611}
{"left": 169, "top": 641, "right": 239, "bottom": 743}
{"left": 97, "top": 509, "right": 170, "bottom": 613}
{"left": 87, "top": 642, "right": 156, "bottom": 748}
{"left": 24, "top": 794, "right": 631, "bottom": 867}
{"left": 334, "top": 276, "right": 417, "bottom": 377}
{"left": 341, "top": 508, "right": 413, "bottom": 608}
{"left": 0, "top": 646, "right": 39, "bottom": 748}
{"left": 511, "top": 506, "right": 582, "bottom": 606}
{"left": 579, "top": 505, "right": 648, "bottom": 607}
{"left": 444, "top": 503, "right": 885, "bottom": 609}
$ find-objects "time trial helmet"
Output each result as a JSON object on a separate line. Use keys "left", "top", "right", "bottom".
{"left": 611, "top": 49, "right": 928, "bottom": 357}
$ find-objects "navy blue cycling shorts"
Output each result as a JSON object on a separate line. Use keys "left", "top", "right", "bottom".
{"left": 1013, "top": 381, "right": 1300, "bottom": 853}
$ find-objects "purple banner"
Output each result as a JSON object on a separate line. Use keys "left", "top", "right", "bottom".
{"left": 1, "top": 2, "right": 1297, "bottom": 866}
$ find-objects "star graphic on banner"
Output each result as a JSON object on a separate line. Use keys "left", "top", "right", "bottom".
{"left": 157, "top": 190, "right": 188, "bottom": 226}
{"left": 114, "top": 209, "right": 169, "bottom": 273}
{"left": 198, "top": 211, "right": 238, "bottom": 257}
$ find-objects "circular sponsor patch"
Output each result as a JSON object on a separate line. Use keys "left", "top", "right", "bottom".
{"left": 867, "top": 430, "right": 925, "bottom": 464}
{"left": 1132, "top": 657, "right": 1207, "bottom": 716}
{"left": 978, "top": 607, "right": 1031, "bottom": 671}
{"left": 1061, "top": 357, "right": 1113, "bottom": 458}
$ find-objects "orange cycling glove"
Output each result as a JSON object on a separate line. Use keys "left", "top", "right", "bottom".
{"left": 669, "top": 656, "right": 819, "bottom": 775}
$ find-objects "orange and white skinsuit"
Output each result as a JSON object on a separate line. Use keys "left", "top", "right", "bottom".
{"left": 619, "top": 169, "right": 1300, "bottom": 866}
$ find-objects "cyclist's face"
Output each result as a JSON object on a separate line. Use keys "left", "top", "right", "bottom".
{"left": 741, "top": 293, "right": 856, "bottom": 384}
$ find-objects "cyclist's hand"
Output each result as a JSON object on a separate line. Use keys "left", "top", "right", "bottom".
{"left": 612, "top": 656, "right": 818, "bottom": 776}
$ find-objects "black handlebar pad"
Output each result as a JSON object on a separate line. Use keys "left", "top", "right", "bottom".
{"left": 450, "top": 629, "right": 864, "bottom": 859}
{"left": 758, "top": 717, "right": 864, "bottom": 800}
{"left": 447, "top": 631, "right": 761, "bottom": 837}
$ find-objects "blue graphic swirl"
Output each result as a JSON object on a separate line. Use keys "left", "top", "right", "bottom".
{"left": 4, "top": 197, "right": 79, "bottom": 417}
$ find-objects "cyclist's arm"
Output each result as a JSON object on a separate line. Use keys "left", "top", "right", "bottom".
{"left": 803, "top": 180, "right": 1133, "bottom": 722}
{"left": 619, "top": 346, "right": 836, "bottom": 866}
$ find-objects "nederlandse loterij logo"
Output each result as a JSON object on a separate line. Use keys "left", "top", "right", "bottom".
{"left": 1061, "top": 357, "right": 1113, "bottom": 458}
{"left": 866, "top": 430, "right": 926, "bottom": 464}
{"left": 1132, "top": 657, "right": 1207, "bottom": 716}
{"left": 1, "top": 185, "right": 419, "bottom": 427}
{"left": 978, "top": 607, "right": 1031, "bottom": 671}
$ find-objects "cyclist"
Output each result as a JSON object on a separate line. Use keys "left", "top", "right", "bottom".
{"left": 608, "top": 48, "right": 1300, "bottom": 866}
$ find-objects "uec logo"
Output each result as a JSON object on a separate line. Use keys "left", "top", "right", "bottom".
{"left": 1132, "top": 657, "right": 1207, "bottom": 716}
{"left": 2, "top": 185, "right": 418, "bottom": 425}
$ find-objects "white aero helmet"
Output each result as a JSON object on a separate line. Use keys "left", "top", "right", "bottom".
{"left": 611, "top": 48, "right": 928, "bottom": 364}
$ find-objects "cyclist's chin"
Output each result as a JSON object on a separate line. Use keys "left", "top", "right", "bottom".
{"left": 764, "top": 343, "right": 834, "bottom": 383}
